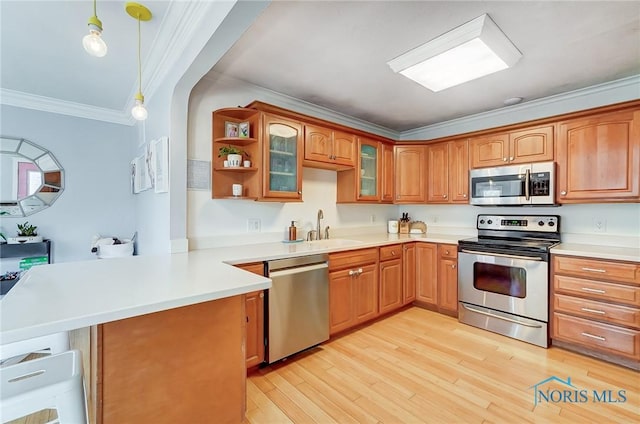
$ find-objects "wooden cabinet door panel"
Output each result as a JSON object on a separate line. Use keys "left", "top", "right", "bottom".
{"left": 354, "top": 264, "right": 378, "bottom": 324}
{"left": 449, "top": 139, "right": 469, "bottom": 203}
{"left": 554, "top": 294, "right": 640, "bottom": 328}
{"left": 509, "top": 125, "right": 554, "bottom": 164}
{"left": 263, "top": 114, "right": 303, "bottom": 200}
{"left": 380, "top": 258, "right": 403, "bottom": 315}
{"left": 245, "top": 291, "right": 265, "bottom": 367}
{"left": 556, "top": 109, "right": 640, "bottom": 202}
{"left": 469, "top": 133, "right": 509, "bottom": 168}
{"left": 416, "top": 243, "right": 438, "bottom": 305}
{"left": 304, "top": 124, "right": 332, "bottom": 162}
{"left": 553, "top": 275, "right": 640, "bottom": 306}
{"left": 427, "top": 142, "right": 449, "bottom": 203}
{"left": 438, "top": 258, "right": 458, "bottom": 314}
{"left": 403, "top": 243, "right": 416, "bottom": 305}
{"left": 381, "top": 143, "right": 395, "bottom": 202}
{"left": 333, "top": 130, "right": 356, "bottom": 166}
{"left": 394, "top": 146, "right": 426, "bottom": 203}
{"left": 329, "top": 270, "right": 354, "bottom": 335}
{"left": 553, "top": 255, "right": 640, "bottom": 285}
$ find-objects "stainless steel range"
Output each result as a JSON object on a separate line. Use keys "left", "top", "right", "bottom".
{"left": 457, "top": 214, "right": 560, "bottom": 347}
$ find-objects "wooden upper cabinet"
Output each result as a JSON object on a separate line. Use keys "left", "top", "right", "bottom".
{"left": 358, "top": 138, "right": 381, "bottom": 201}
{"left": 556, "top": 109, "right": 640, "bottom": 203}
{"left": 304, "top": 124, "right": 355, "bottom": 168}
{"left": 381, "top": 143, "right": 395, "bottom": 203}
{"left": 262, "top": 113, "right": 303, "bottom": 201}
{"left": 426, "top": 139, "right": 469, "bottom": 203}
{"left": 469, "top": 125, "right": 553, "bottom": 168}
{"left": 394, "top": 145, "right": 426, "bottom": 203}
{"left": 469, "top": 133, "right": 509, "bottom": 168}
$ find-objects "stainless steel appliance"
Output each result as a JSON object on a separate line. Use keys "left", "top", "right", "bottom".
{"left": 457, "top": 215, "right": 560, "bottom": 347}
{"left": 266, "top": 254, "right": 329, "bottom": 363}
{"left": 469, "top": 161, "right": 555, "bottom": 206}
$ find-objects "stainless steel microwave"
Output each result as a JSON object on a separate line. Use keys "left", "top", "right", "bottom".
{"left": 469, "top": 161, "right": 556, "bottom": 206}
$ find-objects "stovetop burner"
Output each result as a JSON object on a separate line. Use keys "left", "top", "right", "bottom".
{"left": 458, "top": 214, "right": 561, "bottom": 256}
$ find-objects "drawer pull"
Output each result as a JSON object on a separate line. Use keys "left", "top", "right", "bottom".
{"left": 581, "top": 332, "right": 606, "bottom": 342}
{"left": 581, "top": 267, "right": 606, "bottom": 273}
{"left": 580, "top": 307, "right": 605, "bottom": 315}
{"left": 581, "top": 287, "right": 605, "bottom": 294}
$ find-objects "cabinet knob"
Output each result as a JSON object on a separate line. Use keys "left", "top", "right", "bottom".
{"left": 298, "top": 191, "right": 302, "bottom": 195}
{"left": 259, "top": 292, "right": 264, "bottom": 298}
{"left": 509, "top": 157, "right": 514, "bottom": 161}
{"left": 443, "top": 194, "right": 447, "bottom": 198}
{"left": 348, "top": 270, "right": 355, "bottom": 276}
{"left": 503, "top": 157, "right": 508, "bottom": 162}
{"left": 451, "top": 264, "right": 457, "bottom": 269}
{"left": 463, "top": 194, "right": 467, "bottom": 198}
{"left": 560, "top": 190, "right": 567, "bottom": 195}
{"left": 391, "top": 251, "right": 396, "bottom": 255}
{"left": 445, "top": 250, "right": 450, "bottom": 255}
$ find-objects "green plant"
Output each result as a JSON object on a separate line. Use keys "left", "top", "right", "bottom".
{"left": 218, "top": 145, "right": 249, "bottom": 158}
{"left": 17, "top": 222, "right": 38, "bottom": 236}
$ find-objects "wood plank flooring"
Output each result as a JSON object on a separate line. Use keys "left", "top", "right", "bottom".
{"left": 246, "top": 307, "right": 639, "bottom": 424}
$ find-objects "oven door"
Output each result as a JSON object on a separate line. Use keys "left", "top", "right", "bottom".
{"left": 458, "top": 250, "right": 548, "bottom": 322}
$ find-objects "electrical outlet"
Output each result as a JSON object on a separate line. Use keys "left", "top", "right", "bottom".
{"left": 593, "top": 217, "right": 606, "bottom": 233}
{"left": 247, "top": 219, "right": 261, "bottom": 233}
{"left": 370, "top": 214, "right": 376, "bottom": 223}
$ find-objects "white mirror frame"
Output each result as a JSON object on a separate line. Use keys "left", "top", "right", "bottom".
{"left": 0, "top": 136, "right": 65, "bottom": 217}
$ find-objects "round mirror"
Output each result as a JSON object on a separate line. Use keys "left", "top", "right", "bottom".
{"left": 0, "top": 136, "right": 64, "bottom": 217}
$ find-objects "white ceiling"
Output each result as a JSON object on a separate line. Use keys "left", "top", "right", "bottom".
{"left": 1, "top": 1, "right": 639, "bottom": 132}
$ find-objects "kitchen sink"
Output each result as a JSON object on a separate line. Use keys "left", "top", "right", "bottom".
{"left": 307, "top": 239, "right": 363, "bottom": 248}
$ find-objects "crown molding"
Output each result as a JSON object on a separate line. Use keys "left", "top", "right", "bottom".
{"left": 0, "top": 88, "right": 131, "bottom": 125}
{"left": 400, "top": 75, "right": 640, "bottom": 140}
{"left": 201, "top": 71, "right": 400, "bottom": 140}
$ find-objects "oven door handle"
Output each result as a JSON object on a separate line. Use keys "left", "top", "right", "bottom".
{"left": 460, "top": 249, "right": 543, "bottom": 261}
{"left": 525, "top": 169, "right": 531, "bottom": 201}
{"left": 461, "top": 304, "right": 544, "bottom": 328}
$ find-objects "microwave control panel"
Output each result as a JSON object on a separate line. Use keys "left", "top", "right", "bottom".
{"left": 530, "top": 172, "right": 551, "bottom": 196}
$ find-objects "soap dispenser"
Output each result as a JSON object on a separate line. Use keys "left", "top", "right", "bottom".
{"left": 288, "top": 221, "right": 297, "bottom": 241}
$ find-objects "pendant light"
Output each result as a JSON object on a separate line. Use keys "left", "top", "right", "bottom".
{"left": 83, "top": 0, "right": 107, "bottom": 57}
{"left": 126, "top": 2, "right": 152, "bottom": 121}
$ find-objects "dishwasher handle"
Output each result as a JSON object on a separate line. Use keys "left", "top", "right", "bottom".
{"left": 269, "top": 262, "right": 328, "bottom": 278}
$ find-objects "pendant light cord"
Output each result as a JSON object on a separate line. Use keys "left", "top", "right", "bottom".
{"left": 93, "top": 0, "right": 97, "bottom": 16}
{"left": 137, "top": 15, "right": 142, "bottom": 96}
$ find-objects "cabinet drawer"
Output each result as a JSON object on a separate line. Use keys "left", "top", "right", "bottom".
{"left": 553, "top": 313, "right": 640, "bottom": 359}
{"left": 554, "top": 294, "right": 640, "bottom": 328}
{"left": 380, "top": 244, "right": 402, "bottom": 261}
{"left": 553, "top": 256, "right": 640, "bottom": 285}
{"left": 329, "top": 248, "right": 378, "bottom": 271}
{"left": 438, "top": 244, "right": 457, "bottom": 259}
{"left": 554, "top": 275, "right": 640, "bottom": 306}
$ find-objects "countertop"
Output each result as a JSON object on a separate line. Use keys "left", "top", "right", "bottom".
{"left": 3, "top": 231, "right": 635, "bottom": 344}
{"left": 550, "top": 243, "right": 640, "bottom": 262}
{"left": 0, "top": 232, "right": 464, "bottom": 344}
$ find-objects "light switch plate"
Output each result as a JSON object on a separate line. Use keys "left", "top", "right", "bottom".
{"left": 247, "top": 219, "right": 261, "bottom": 233}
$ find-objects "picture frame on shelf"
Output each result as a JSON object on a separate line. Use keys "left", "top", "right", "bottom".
{"left": 238, "top": 121, "right": 250, "bottom": 138}
{"left": 225, "top": 122, "right": 239, "bottom": 138}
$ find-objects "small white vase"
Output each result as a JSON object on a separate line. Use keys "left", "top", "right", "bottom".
{"left": 227, "top": 154, "right": 242, "bottom": 167}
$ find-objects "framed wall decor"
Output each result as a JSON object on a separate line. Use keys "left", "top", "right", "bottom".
{"left": 225, "top": 121, "right": 239, "bottom": 138}
{"left": 238, "top": 121, "right": 250, "bottom": 138}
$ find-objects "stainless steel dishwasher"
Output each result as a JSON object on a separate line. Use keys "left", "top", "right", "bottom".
{"left": 266, "top": 254, "right": 329, "bottom": 363}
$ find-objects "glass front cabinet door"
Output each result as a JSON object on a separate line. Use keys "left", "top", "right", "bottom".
{"left": 262, "top": 113, "right": 303, "bottom": 200}
{"left": 358, "top": 139, "right": 380, "bottom": 200}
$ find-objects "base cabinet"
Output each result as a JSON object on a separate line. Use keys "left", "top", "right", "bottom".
{"left": 236, "top": 263, "right": 266, "bottom": 368}
{"left": 329, "top": 248, "right": 379, "bottom": 335}
{"left": 379, "top": 244, "right": 403, "bottom": 315}
{"left": 551, "top": 254, "right": 640, "bottom": 369}
{"left": 402, "top": 243, "right": 416, "bottom": 305}
{"left": 416, "top": 243, "right": 458, "bottom": 317}
{"left": 96, "top": 297, "right": 246, "bottom": 424}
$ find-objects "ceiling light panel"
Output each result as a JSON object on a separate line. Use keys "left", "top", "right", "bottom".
{"left": 388, "top": 14, "right": 522, "bottom": 92}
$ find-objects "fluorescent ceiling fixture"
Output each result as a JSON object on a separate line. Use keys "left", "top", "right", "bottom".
{"left": 388, "top": 14, "right": 522, "bottom": 92}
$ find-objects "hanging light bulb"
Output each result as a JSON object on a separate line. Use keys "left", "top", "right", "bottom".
{"left": 126, "top": 2, "right": 152, "bottom": 121}
{"left": 131, "top": 93, "right": 148, "bottom": 120}
{"left": 83, "top": 0, "right": 107, "bottom": 57}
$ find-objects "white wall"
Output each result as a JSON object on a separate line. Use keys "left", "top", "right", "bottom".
{"left": 0, "top": 105, "right": 137, "bottom": 262}
{"left": 400, "top": 203, "right": 640, "bottom": 247}
{"left": 187, "top": 74, "right": 398, "bottom": 248}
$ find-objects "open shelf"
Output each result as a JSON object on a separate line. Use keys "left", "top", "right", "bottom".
{"left": 214, "top": 167, "right": 258, "bottom": 172}
{"left": 213, "top": 137, "right": 258, "bottom": 146}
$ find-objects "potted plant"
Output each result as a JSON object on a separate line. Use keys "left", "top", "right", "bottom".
{"left": 8, "top": 222, "right": 43, "bottom": 244}
{"left": 218, "top": 145, "right": 248, "bottom": 167}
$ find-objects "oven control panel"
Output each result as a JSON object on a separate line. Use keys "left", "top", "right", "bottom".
{"left": 477, "top": 215, "right": 559, "bottom": 232}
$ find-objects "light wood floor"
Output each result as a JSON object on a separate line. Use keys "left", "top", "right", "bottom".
{"left": 246, "top": 307, "right": 639, "bottom": 424}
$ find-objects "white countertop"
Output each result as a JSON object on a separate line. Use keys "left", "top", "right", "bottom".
{"left": 0, "top": 232, "right": 465, "bottom": 344}
{"left": 551, "top": 243, "right": 640, "bottom": 262}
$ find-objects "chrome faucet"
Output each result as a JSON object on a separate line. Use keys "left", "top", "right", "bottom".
{"left": 316, "top": 209, "right": 324, "bottom": 240}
